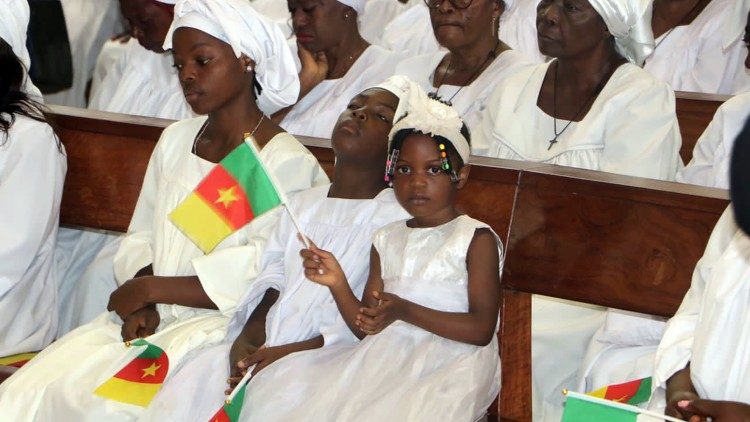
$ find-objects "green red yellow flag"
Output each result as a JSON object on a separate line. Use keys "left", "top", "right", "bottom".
{"left": 169, "top": 137, "right": 284, "bottom": 253}
{"left": 209, "top": 383, "right": 247, "bottom": 422}
{"left": 93, "top": 339, "right": 169, "bottom": 407}
{"left": 587, "top": 376, "right": 652, "bottom": 405}
{"left": 0, "top": 352, "right": 37, "bottom": 367}
{"left": 562, "top": 390, "right": 682, "bottom": 422}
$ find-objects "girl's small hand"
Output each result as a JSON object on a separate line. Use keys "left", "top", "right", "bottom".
{"left": 667, "top": 390, "right": 701, "bottom": 419}
{"left": 107, "top": 277, "right": 153, "bottom": 319}
{"left": 301, "top": 243, "right": 346, "bottom": 288}
{"left": 356, "top": 291, "right": 405, "bottom": 335}
{"left": 679, "top": 399, "right": 750, "bottom": 422}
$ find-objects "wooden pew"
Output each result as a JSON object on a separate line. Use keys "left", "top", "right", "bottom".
{"left": 498, "top": 165, "right": 729, "bottom": 421}
{"left": 675, "top": 91, "right": 731, "bottom": 164}
{"left": 3, "top": 107, "right": 730, "bottom": 420}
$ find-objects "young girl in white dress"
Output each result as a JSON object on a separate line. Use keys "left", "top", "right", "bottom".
{"left": 237, "top": 95, "right": 503, "bottom": 421}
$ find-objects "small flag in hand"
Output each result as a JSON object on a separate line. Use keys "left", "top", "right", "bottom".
{"left": 209, "top": 383, "right": 247, "bottom": 422}
{"left": 169, "top": 136, "right": 284, "bottom": 254}
{"left": 93, "top": 339, "right": 169, "bottom": 407}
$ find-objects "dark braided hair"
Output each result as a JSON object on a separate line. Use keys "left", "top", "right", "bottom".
{"left": 388, "top": 123, "right": 471, "bottom": 170}
{"left": 0, "top": 38, "right": 56, "bottom": 148}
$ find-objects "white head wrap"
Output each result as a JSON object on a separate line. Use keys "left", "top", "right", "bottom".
{"left": 372, "top": 75, "right": 425, "bottom": 124}
{"left": 723, "top": 0, "right": 750, "bottom": 49}
{"left": 588, "top": 0, "right": 654, "bottom": 66}
{"left": 164, "top": 0, "right": 300, "bottom": 114}
{"left": 388, "top": 91, "right": 470, "bottom": 165}
{"left": 0, "top": 0, "right": 31, "bottom": 71}
{"left": 337, "top": 0, "right": 365, "bottom": 15}
{"left": 155, "top": 0, "right": 177, "bottom": 4}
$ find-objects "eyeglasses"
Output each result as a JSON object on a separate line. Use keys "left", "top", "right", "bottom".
{"left": 424, "top": 0, "right": 474, "bottom": 9}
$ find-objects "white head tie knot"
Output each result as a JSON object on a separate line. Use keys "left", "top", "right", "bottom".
{"left": 588, "top": 0, "right": 655, "bottom": 66}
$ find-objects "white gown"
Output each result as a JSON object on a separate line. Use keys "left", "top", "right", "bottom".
{"left": 140, "top": 184, "right": 410, "bottom": 421}
{"left": 380, "top": 1, "right": 546, "bottom": 63}
{"left": 0, "top": 117, "right": 66, "bottom": 356}
{"left": 644, "top": 0, "right": 750, "bottom": 95}
{"left": 474, "top": 60, "right": 682, "bottom": 421}
{"left": 395, "top": 49, "right": 532, "bottom": 134}
{"left": 280, "top": 45, "right": 402, "bottom": 139}
{"left": 649, "top": 206, "right": 750, "bottom": 409}
{"left": 0, "top": 117, "right": 327, "bottom": 420}
{"left": 90, "top": 39, "right": 130, "bottom": 102}
{"left": 237, "top": 215, "right": 502, "bottom": 421}
{"left": 678, "top": 92, "right": 750, "bottom": 188}
{"left": 88, "top": 38, "right": 194, "bottom": 120}
{"left": 44, "top": 0, "right": 123, "bottom": 107}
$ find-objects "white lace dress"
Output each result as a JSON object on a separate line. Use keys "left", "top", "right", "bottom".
{"left": 238, "top": 215, "right": 503, "bottom": 421}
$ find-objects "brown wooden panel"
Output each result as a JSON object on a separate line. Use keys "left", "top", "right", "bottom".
{"left": 503, "top": 168, "right": 729, "bottom": 317}
{"left": 498, "top": 290, "right": 532, "bottom": 422}
{"left": 675, "top": 91, "right": 730, "bottom": 164}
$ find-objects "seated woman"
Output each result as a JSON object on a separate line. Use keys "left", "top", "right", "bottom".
{"left": 0, "top": 0, "right": 67, "bottom": 356}
{"left": 644, "top": 0, "right": 750, "bottom": 95}
{"left": 395, "top": 0, "right": 532, "bottom": 134}
{"left": 473, "top": 0, "right": 682, "bottom": 418}
{"left": 141, "top": 76, "right": 416, "bottom": 420}
{"left": 0, "top": 1, "right": 327, "bottom": 419}
{"left": 275, "top": 0, "right": 402, "bottom": 139}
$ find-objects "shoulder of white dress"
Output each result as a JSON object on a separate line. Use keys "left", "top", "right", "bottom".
{"left": 5, "top": 116, "right": 58, "bottom": 151}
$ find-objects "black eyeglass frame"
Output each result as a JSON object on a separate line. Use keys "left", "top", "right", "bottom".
{"left": 423, "top": 0, "right": 474, "bottom": 9}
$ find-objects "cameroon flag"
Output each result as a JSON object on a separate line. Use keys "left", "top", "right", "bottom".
{"left": 561, "top": 391, "right": 681, "bottom": 422}
{"left": 587, "top": 377, "right": 652, "bottom": 405}
{"left": 0, "top": 352, "right": 38, "bottom": 368}
{"left": 170, "top": 136, "right": 284, "bottom": 253}
{"left": 93, "top": 339, "right": 169, "bottom": 407}
{"left": 209, "top": 383, "right": 247, "bottom": 422}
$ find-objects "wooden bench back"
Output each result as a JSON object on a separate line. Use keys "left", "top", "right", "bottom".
{"left": 46, "top": 107, "right": 731, "bottom": 421}
{"left": 675, "top": 91, "right": 730, "bottom": 164}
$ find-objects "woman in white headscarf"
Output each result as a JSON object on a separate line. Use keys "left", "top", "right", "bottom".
{"left": 644, "top": 0, "right": 750, "bottom": 95}
{"left": 395, "top": 0, "right": 533, "bottom": 135}
{"left": 474, "top": 0, "right": 682, "bottom": 419}
{"left": 0, "top": 1, "right": 328, "bottom": 420}
{"left": 274, "top": 0, "right": 404, "bottom": 139}
{"left": 0, "top": 0, "right": 66, "bottom": 357}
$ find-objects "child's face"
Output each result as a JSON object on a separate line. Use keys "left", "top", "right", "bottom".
{"left": 331, "top": 88, "right": 399, "bottom": 165}
{"left": 171, "top": 27, "right": 249, "bottom": 116}
{"left": 392, "top": 134, "right": 462, "bottom": 219}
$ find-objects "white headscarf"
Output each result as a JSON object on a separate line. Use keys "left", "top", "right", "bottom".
{"left": 588, "top": 0, "right": 654, "bottom": 66}
{"left": 0, "top": 0, "right": 42, "bottom": 99}
{"left": 164, "top": 0, "right": 300, "bottom": 114}
{"left": 0, "top": 0, "right": 31, "bottom": 71}
{"left": 373, "top": 75, "right": 425, "bottom": 124}
{"left": 338, "top": 0, "right": 366, "bottom": 15}
{"left": 388, "top": 89, "right": 470, "bottom": 164}
{"left": 155, "top": 0, "right": 178, "bottom": 3}
{"left": 723, "top": 0, "right": 750, "bottom": 50}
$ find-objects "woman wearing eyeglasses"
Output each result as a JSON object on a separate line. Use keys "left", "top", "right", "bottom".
{"left": 394, "top": 0, "right": 533, "bottom": 134}
{"left": 643, "top": 0, "right": 750, "bottom": 95}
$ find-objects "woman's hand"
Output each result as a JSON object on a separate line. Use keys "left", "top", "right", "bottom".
{"left": 120, "top": 306, "right": 160, "bottom": 342}
{"left": 225, "top": 345, "right": 293, "bottom": 394}
{"left": 667, "top": 390, "right": 702, "bottom": 419}
{"left": 301, "top": 243, "right": 347, "bottom": 288}
{"left": 297, "top": 41, "right": 328, "bottom": 96}
{"left": 679, "top": 399, "right": 750, "bottom": 422}
{"left": 356, "top": 291, "right": 406, "bottom": 335}
{"left": 227, "top": 335, "right": 261, "bottom": 390}
{"left": 107, "top": 276, "right": 153, "bottom": 319}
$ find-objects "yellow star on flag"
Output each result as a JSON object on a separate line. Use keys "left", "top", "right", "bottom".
{"left": 141, "top": 362, "right": 161, "bottom": 378}
{"left": 214, "top": 186, "right": 239, "bottom": 209}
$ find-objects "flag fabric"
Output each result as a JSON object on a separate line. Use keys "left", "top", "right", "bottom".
{"left": 562, "top": 391, "right": 681, "bottom": 422}
{"left": 0, "top": 352, "right": 38, "bottom": 368}
{"left": 209, "top": 383, "right": 247, "bottom": 422}
{"left": 93, "top": 339, "right": 169, "bottom": 407}
{"left": 587, "top": 377, "right": 652, "bottom": 405}
{"left": 169, "top": 137, "right": 284, "bottom": 253}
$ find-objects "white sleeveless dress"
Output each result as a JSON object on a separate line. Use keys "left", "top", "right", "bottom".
{"left": 238, "top": 215, "right": 503, "bottom": 421}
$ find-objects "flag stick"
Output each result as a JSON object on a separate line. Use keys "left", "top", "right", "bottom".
{"left": 225, "top": 369, "right": 253, "bottom": 404}
{"left": 284, "top": 204, "right": 311, "bottom": 250}
{"left": 563, "top": 390, "right": 683, "bottom": 422}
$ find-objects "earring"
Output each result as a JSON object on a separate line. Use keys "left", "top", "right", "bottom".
{"left": 344, "top": 12, "right": 350, "bottom": 19}
{"left": 245, "top": 65, "right": 252, "bottom": 73}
